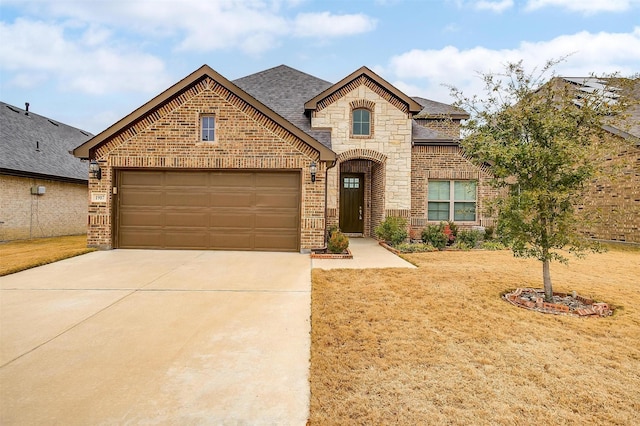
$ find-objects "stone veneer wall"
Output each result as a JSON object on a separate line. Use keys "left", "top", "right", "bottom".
{"left": 0, "top": 174, "right": 87, "bottom": 241}
{"left": 411, "top": 145, "right": 498, "bottom": 238}
{"left": 577, "top": 142, "right": 640, "bottom": 243}
{"left": 312, "top": 83, "right": 413, "bottom": 225}
{"left": 88, "top": 77, "right": 325, "bottom": 250}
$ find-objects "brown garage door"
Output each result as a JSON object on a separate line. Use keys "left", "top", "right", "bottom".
{"left": 117, "top": 170, "right": 300, "bottom": 251}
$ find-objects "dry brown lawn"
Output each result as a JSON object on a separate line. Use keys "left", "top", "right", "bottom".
{"left": 0, "top": 235, "right": 95, "bottom": 276}
{"left": 310, "top": 248, "right": 640, "bottom": 425}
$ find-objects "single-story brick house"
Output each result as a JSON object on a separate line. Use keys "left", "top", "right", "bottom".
{"left": 73, "top": 64, "right": 497, "bottom": 251}
{"left": 0, "top": 101, "right": 92, "bottom": 241}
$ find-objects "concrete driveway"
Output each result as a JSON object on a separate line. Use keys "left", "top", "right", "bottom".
{"left": 0, "top": 249, "right": 311, "bottom": 425}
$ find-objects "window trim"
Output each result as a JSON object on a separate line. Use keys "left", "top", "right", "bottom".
{"left": 427, "top": 180, "right": 477, "bottom": 222}
{"left": 200, "top": 115, "right": 216, "bottom": 143}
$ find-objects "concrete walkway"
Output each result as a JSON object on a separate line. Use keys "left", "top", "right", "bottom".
{"left": 0, "top": 250, "right": 310, "bottom": 425}
{"left": 312, "top": 237, "right": 416, "bottom": 269}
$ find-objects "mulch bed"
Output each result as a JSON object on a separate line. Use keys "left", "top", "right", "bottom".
{"left": 503, "top": 288, "right": 613, "bottom": 317}
{"left": 310, "top": 248, "right": 353, "bottom": 259}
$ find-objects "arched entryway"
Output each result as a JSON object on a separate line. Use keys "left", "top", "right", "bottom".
{"left": 336, "top": 149, "right": 386, "bottom": 237}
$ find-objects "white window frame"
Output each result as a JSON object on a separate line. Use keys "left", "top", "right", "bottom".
{"left": 427, "top": 180, "right": 477, "bottom": 222}
{"left": 200, "top": 115, "right": 216, "bottom": 142}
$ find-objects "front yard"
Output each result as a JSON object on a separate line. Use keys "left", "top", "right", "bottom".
{"left": 310, "top": 248, "right": 640, "bottom": 425}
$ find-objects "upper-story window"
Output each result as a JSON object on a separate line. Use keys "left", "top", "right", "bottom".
{"left": 201, "top": 116, "right": 215, "bottom": 142}
{"left": 352, "top": 108, "right": 371, "bottom": 136}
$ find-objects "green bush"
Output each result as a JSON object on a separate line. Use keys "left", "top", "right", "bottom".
{"left": 481, "top": 241, "right": 506, "bottom": 251}
{"left": 483, "top": 225, "right": 495, "bottom": 241}
{"left": 326, "top": 224, "right": 340, "bottom": 240}
{"left": 457, "top": 229, "right": 481, "bottom": 248}
{"left": 375, "top": 216, "right": 408, "bottom": 246}
{"left": 421, "top": 225, "right": 447, "bottom": 250}
{"left": 328, "top": 230, "right": 349, "bottom": 254}
{"left": 394, "top": 242, "right": 437, "bottom": 253}
{"left": 451, "top": 241, "right": 472, "bottom": 251}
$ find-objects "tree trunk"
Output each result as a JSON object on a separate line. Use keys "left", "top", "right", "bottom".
{"left": 543, "top": 258, "right": 553, "bottom": 302}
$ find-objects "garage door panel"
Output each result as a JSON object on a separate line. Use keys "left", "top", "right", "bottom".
{"left": 121, "top": 191, "right": 163, "bottom": 206}
{"left": 121, "top": 170, "right": 165, "bottom": 185}
{"left": 255, "top": 193, "right": 299, "bottom": 208}
{"left": 165, "top": 212, "right": 208, "bottom": 227}
{"left": 254, "top": 233, "right": 298, "bottom": 251}
{"left": 120, "top": 211, "right": 164, "bottom": 227}
{"left": 165, "top": 172, "right": 209, "bottom": 186}
{"left": 210, "top": 172, "right": 254, "bottom": 187}
{"left": 119, "top": 229, "right": 164, "bottom": 248}
{"left": 256, "top": 213, "right": 298, "bottom": 229}
{"left": 257, "top": 173, "right": 299, "bottom": 188}
{"left": 210, "top": 192, "right": 254, "bottom": 207}
{"left": 165, "top": 232, "right": 208, "bottom": 249}
{"left": 165, "top": 192, "right": 209, "bottom": 207}
{"left": 210, "top": 212, "right": 254, "bottom": 228}
{"left": 118, "top": 170, "right": 300, "bottom": 251}
{"left": 211, "top": 233, "right": 253, "bottom": 250}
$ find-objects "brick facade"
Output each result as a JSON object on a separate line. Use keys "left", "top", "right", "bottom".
{"left": 577, "top": 141, "right": 640, "bottom": 243}
{"left": 0, "top": 174, "right": 87, "bottom": 241}
{"left": 411, "top": 145, "right": 498, "bottom": 238}
{"left": 87, "top": 77, "right": 325, "bottom": 250}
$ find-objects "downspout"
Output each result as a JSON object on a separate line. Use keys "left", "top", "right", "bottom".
{"left": 324, "top": 159, "right": 337, "bottom": 248}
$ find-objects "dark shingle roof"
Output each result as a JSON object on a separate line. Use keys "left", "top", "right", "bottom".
{"left": 412, "top": 96, "right": 470, "bottom": 119}
{"left": 1, "top": 102, "right": 93, "bottom": 182}
{"left": 233, "top": 65, "right": 334, "bottom": 148}
{"left": 412, "top": 121, "right": 459, "bottom": 144}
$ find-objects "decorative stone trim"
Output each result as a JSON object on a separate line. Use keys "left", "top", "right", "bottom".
{"left": 503, "top": 288, "right": 613, "bottom": 317}
{"left": 337, "top": 148, "right": 387, "bottom": 164}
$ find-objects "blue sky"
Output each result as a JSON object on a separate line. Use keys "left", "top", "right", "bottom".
{"left": 1, "top": 0, "right": 639, "bottom": 134}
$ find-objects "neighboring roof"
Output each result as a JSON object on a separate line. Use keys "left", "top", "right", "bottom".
{"left": 233, "top": 65, "right": 334, "bottom": 149}
{"left": 412, "top": 96, "right": 470, "bottom": 120}
{"left": 560, "top": 77, "right": 640, "bottom": 141}
{"left": 304, "top": 66, "right": 423, "bottom": 114}
{"left": 1, "top": 101, "right": 92, "bottom": 183}
{"left": 73, "top": 65, "right": 337, "bottom": 162}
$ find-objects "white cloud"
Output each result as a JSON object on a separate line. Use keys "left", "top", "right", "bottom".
{"left": 293, "top": 12, "right": 377, "bottom": 38}
{"left": 0, "top": 19, "right": 170, "bottom": 95}
{"left": 525, "top": 0, "right": 639, "bottom": 13}
{"left": 475, "top": 0, "right": 514, "bottom": 13}
{"left": 2, "top": 0, "right": 376, "bottom": 55}
{"left": 386, "top": 28, "right": 640, "bottom": 102}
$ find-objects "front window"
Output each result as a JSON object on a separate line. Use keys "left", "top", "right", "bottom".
{"left": 352, "top": 108, "right": 371, "bottom": 136}
{"left": 428, "top": 180, "right": 477, "bottom": 221}
{"left": 201, "top": 116, "right": 215, "bottom": 142}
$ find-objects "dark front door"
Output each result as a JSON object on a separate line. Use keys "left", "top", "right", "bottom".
{"left": 340, "top": 173, "right": 364, "bottom": 233}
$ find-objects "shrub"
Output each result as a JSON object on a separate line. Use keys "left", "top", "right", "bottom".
{"left": 484, "top": 225, "right": 495, "bottom": 241}
{"left": 328, "top": 230, "right": 349, "bottom": 254}
{"left": 375, "top": 217, "right": 408, "bottom": 246}
{"left": 481, "top": 241, "right": 506, "bottom": 251}
{"left": 422, "top": 225, "right": 447, "bottom": 250}
{"left": 326, "top": 224, "right": 340, "bottom": 240}
{"left": 451, "top": 241, "right": 472, "bottom": 251}
{"left": 457, "top": 229, "right": 481, "bottom": 248}
{"left": 394, "top": 242, "right": 437, "bottom": 253}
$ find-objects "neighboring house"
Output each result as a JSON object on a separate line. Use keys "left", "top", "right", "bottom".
{"left": 73, "top": 65, "right": 496, "bottom": 251}
{"left": 0, "top": 102, "right": 93, "bottom": 241}
{"left": 563, "top": 77, "right": 640, "bottom": 244}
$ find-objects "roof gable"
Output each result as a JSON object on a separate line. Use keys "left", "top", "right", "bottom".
{"left": 304, "top": 66, "right": 423, "bottom": 115}
{"left": 1, "top": 101, "right": 92, "bottom": 182}
{"left": 73, "top": 65, "right": 336, "bottom": 161}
